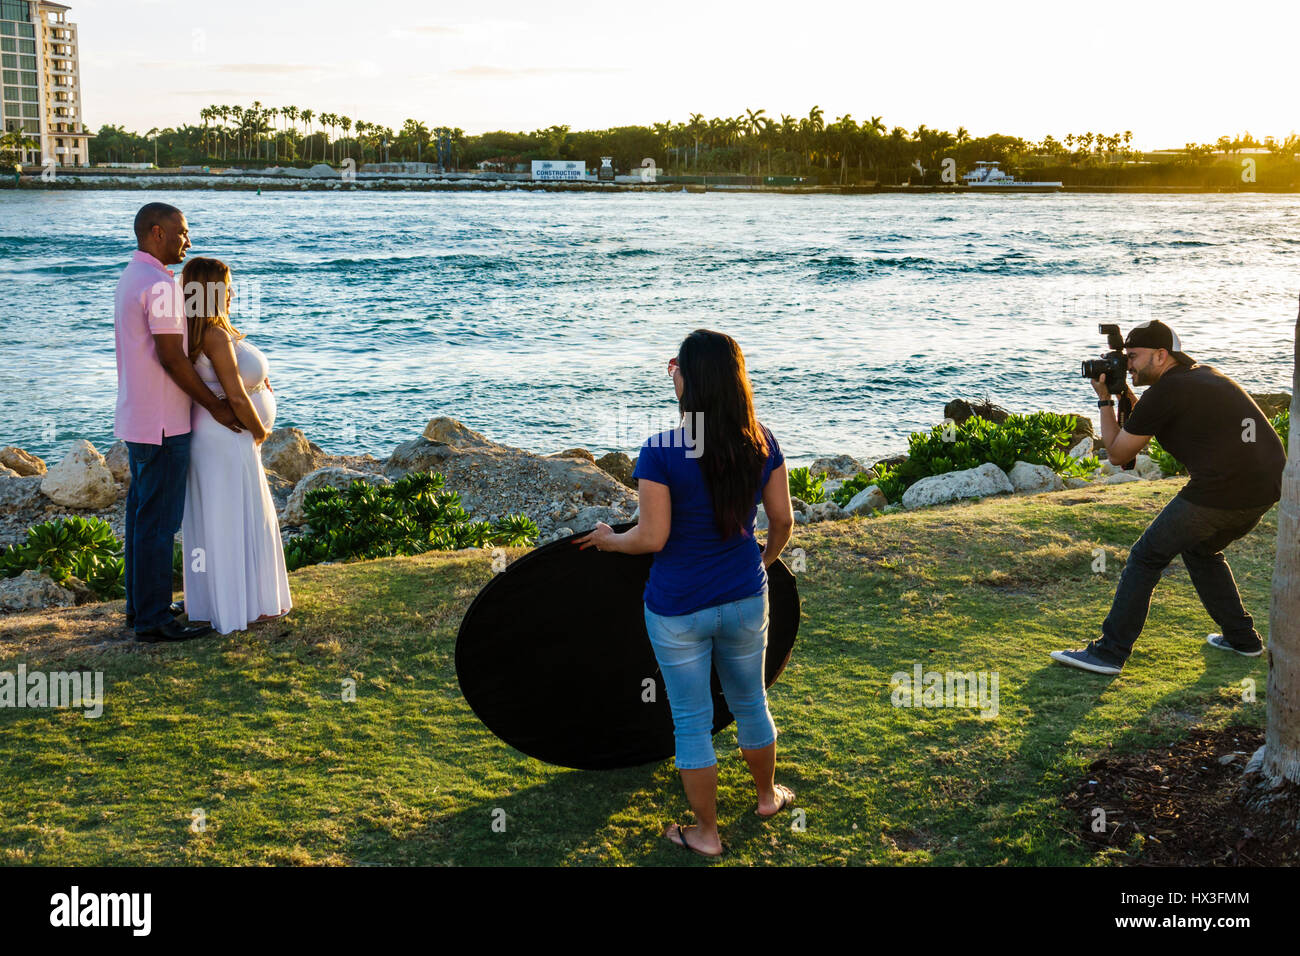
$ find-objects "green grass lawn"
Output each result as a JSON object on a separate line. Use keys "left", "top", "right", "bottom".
{"left": 0, "top": 481, "right": 1275, "bottom": 866}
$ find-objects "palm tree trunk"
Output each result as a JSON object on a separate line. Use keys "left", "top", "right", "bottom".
{"left": 1264, "top": 291, "right": 1300, "bottom": 782}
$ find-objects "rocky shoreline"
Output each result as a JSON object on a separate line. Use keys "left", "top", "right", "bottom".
{"left": 2, "top": 394, "right": 1289, "bottom": 613}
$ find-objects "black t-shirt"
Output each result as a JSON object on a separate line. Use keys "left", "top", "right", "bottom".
{"left": 1123, "top": 364, "right": 1286, "bottom": 509}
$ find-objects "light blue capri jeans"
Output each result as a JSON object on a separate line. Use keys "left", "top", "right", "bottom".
{"left": 643, "top": 590, "right": 778, "bottom": 770}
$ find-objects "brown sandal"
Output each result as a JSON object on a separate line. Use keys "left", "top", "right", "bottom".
{"left": 756, "top": 784, "right": 796, "bottom": 819}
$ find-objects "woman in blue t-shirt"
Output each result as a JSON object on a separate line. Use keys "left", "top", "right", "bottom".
{"left": 576, "top": 329, "right": 796, "bottom": 858}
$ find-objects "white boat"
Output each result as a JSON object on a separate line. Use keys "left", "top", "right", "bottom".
{"left": 962, "top": 161, "right": 1062, "bottom": 190}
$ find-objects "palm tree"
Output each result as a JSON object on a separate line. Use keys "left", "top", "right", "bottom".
{"left": 744, "top": 107, "right": 766, "bottom": 175}
{"left": 687, "top": 112, "right": 705, "bottom": 169}
{"left": 1262, "top": 291, "right": 1300, "bottom": 784}
{"left": 301, "top": 108, "right": 315, "bottom": 162}
{"left": 199, "top": 107, "right": 212, "bottom": 157}
{"left": 804, "top": 105, "right": 825, "bottom": 168}
{"left": 339, "top": 116, "right": 352, "bottom": 160}
{"left": 147, "top": 127, "right": 159, "bottom": 166}
{"left": 218, "top": 105, "right": 231, "bottom": 160}
{"left": 320, "top": 112, "right": 335, "bottom": 162}
{"left": 0, "top": 128, "right": 38, "bottom": 168}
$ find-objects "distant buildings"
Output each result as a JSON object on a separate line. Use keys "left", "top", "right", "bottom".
{"left": 1, "top": 0, "right": 90, "bottom": 167}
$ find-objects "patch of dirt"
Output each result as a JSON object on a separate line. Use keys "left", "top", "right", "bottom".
{"left": 1062, "top": 725, "right": 1300, "bottom": 865}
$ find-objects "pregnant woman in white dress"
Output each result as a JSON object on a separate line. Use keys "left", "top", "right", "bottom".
{"left": 180, "top": 256, "right": 292, "bottom": 635}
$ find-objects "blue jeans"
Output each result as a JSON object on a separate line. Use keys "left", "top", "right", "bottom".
{"left": 1092, "top": 494, "right": 1270, "bottom": 665}
{"left": 124, "top": 433, "right": 190, "bottom": 631}
{"left": 644, "top": 591, "right": 777, "bottom": 770}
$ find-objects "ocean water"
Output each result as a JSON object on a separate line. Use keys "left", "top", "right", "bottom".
{"left": 0, "top": 189, "right": 1296, "bottom": 467}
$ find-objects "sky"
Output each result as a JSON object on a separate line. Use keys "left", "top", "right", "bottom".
{"left": 70, "top": 0, "right": 1299, "bottom": 150}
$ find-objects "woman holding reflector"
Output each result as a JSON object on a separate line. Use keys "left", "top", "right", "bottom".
{"left": 576, "top": 329, "right": 796, "bottom": 858}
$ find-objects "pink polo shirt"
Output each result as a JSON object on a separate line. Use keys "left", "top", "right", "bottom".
{"left": 113, "top": 250, "right": 192, "bottom": 444}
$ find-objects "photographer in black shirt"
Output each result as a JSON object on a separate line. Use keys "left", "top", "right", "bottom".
{"left": 1052, "top": 320, "right": 1286, "bottom": 675}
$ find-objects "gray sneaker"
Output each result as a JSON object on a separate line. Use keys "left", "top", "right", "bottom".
{"left": 1050, "top": 646, "right": 1122, "bottom": 675}
{"left": 1206, "top": 633, "right": 1263, "bottom": 658}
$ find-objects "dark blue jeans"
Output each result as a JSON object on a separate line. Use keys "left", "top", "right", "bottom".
{"left": 124, "top": 433, "right": 190, "bottom": 631}
{"left": 1092, "top": 494, "right": 1271, "bottom": 665}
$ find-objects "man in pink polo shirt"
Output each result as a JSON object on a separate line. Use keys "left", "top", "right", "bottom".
{"left": 115, "top": 202, "right": 242, "bottom": 643}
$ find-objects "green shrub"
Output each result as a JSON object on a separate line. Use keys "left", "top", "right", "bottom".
{"left": 282, "top": 471, "right": 539, "bottom": 572}
{"left": 0, "top": 516, "right": 125, "bottom": 600}
{"left": 829, "top": 413, "right": 1096, "bottom": 507}
{"left": 1274, "top": 407, "right": 1290, "bottom": 453}
{"left": 787, "top": 466, "right": 827, "bottom": 504}
{"left": 1146, "top": 437, "right": 1186, "bottom": 476}
{"left": 832, "top": 463, "right": 907, "bottom": 508}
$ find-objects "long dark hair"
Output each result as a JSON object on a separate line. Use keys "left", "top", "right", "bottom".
{"left": 676, "top": 329, "right": 769, "bottom": 539}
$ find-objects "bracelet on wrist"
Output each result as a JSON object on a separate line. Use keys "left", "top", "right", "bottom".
{"left": 1097, "top": 399, "right": 1115, "bottom": 407}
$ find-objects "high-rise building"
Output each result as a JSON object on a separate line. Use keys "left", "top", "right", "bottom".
{"left": 1, "top": 0, "right": 89, "bottom": 167}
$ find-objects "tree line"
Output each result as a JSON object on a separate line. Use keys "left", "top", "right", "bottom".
{"left": 41, "top": 101, "right": 1300, "bottom": 186}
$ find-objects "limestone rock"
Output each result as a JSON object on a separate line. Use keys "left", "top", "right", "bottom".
{"left": 1008, "top": 461, "right": 1065, "bottom": 495}
{"left": 1134, "top": 453, "right": 1163, "bottom": 481}
{"left": 756, "top": 503, "right": 769, "bottom": 531}
{"left": 810, "top": 455, "right": 865, "bottom": 478}
{"left": 944, "top": 399, "right": 1010, "bottom": 426}
{"left": 902, "top": 463, "right": 1013, "bottom": 510}
{"left": 266, "top": 472, "right": 294, "bottom": 514}
{"left": 1064, "top": 477, "right": 1092, "bottom": 489}
{"left": 1106, "top": 470, "right": 1142, "bottom": 484}
{"left": 571, "top": 505, "right": 628, "bottom": 530}
{"left": 1249, "top": 392, "right": 1291, "bottom": 419}
{"left": 594, "top": 452, "right": 635, "bottom": 488}
{"left": 873, "top": 453, "right": 908, "bottom": 471}
{"left": 790, "top": 495, "right": 808, "bottom": 513}
{"left": 60, "top": 574, "right": 97, "bottom": 606}
{"left": 0, "top": 569, "right": 76, "bottom": 611}
{"left": 845, "top": 485, "right": 888, "bottom": 515}
{"left": 0, "top": 465, "right": 18, "bottom": 478}
{"left": 385, "top": 437, "right": 456, "bottom": 476}
{"left": 808, "top": 501, "right": 843, "bottom": 523}
{"left": 1067, "top": 437, "right": 1093, "bottom": 459}
{"left": 261, "top": 428, "right": 322, "bottom": 482}
{"left": 104, "top": 441, "right": 130, "bottom": 488}
{"left": 0, "top": 446, "right": 46, "bottom": 477}
{"left": 549, "top": 448, "right": 595, "bottom": 462}
{"left": 283, "top": 467, "right": 392, "bottom": 526}
{"left": 422, "top": 417, "right": 498, "bottom": 450}
{"left": 39, "top": 440, "right": 117, "bottom": 510}
{"left": 0, "top": 476, "right": 45, "bottom": 514}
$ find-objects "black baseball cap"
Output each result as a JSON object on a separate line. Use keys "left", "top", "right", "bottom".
{"left": 1124, "top": 320, "right": 1195, "bottom": 366}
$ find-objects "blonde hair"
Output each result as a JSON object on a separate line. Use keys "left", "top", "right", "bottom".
{"left": 180, "top": 256, "right": 246, "bottom": 363}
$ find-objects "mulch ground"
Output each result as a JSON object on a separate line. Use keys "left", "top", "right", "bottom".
{"left": 1063, "top": 725, "right": 1300, "bottom": 866}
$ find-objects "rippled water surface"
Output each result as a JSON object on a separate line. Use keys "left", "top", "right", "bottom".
{"left": 1, "top": 190, "right": 1295, "bottom": 465}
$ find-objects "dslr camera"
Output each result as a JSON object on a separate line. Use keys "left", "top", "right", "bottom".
{"left": 1081, "top": 324, "right": 1128, "bottom": 395}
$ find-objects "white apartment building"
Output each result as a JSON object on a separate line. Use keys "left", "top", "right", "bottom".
{"left": 1, "top": 0, "right": 90, "bottom": 166}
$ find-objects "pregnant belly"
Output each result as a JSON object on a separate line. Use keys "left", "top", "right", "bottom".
{"left": 250, "top": 389, "right": 277, "bottom": 432}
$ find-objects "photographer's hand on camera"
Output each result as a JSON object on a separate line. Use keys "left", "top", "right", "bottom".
{"left": 1089, "top": 371, "right": 1111, "bottom": 401}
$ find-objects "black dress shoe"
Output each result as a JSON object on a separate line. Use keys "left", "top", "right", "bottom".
{"left": 126, "top": 602, "right": 185, "bottom": 629}
{"left": 135, "top": 619, "right": 214, "bottom": 643}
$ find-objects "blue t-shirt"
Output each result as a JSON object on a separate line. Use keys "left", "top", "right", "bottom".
{"left": 633, "top": 423, "right": 784, "bottom": 617}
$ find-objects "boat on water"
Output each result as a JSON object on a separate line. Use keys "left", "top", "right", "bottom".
{"left": 962, "top": 161, "right": 1062, "bottom": 191}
